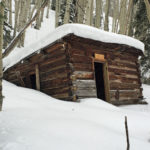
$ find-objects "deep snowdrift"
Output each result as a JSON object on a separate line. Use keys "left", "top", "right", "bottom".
{"left": 0, "top": 81, "right": 150, "bottom": 150}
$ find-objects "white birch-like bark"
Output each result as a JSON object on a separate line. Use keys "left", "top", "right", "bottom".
{"left": 112, "top": 0, "right": 119, "bottom": 33}
{"left": 0, "top": 0, "right": 4, "bottom": 111}
{"left": 8, "top": 0, "right": 12, "bottom": 26}
{"left": 95, "top": 0, "right": 102, "bottom": 28}
{"left": 13, "top": 0, "right": 20, "bottom": 37}
{"left": 85, "top": 0, "right": 93, "bottom": 25}
{"left": 144, "top": 0, "right": 150, "bottom": 23}
{"left": 55, "top": 0, "right": 60, "bottom": 27}
{"left": 119, "top": 0, "right": 127, "bottom": 34}
{"left": 46, "top": 0, "right": 51, "bottom": 18}
{"left": 64, "top": 0, "right": 71, "bottom": 24}
{"left": 104, "top": 0, "right": 110, "bottom": 31}
{"left": 76, "top": 0, "right": 85, "bottom": 23}
{"left": 125, "top": 0, "right": 134, "bottom": 35}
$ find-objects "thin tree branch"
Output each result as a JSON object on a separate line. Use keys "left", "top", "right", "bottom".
{"left": 3, "top": 0, "right": 48, "bottom": 58}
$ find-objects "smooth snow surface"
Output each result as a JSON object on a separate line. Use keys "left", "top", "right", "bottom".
{"left": 0, "top": 81, "right": 150, "bottom": 150}
{"left": 3, "top": 23, "right": 144, "bottom": 71}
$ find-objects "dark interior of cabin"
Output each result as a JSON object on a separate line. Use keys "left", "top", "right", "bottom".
{"left": 29, "top": 74, "right": 36, "bottom": 89}
{"left": 94, "top": 62, "right": 105, "bottom": 101}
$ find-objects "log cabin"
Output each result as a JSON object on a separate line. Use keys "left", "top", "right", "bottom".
{"left": 3, "top": 24, "right": 145, "bottom": 105}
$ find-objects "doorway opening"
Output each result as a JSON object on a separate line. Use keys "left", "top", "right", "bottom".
{"left": 94, "top": 62, "right": 105, "bottom": 101}
{"left": 29, "top": 74, "right": 36, "bottom": 89}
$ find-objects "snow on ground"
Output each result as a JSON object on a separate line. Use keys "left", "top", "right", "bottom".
{"left": 0, "top": 81, "right": 150, "bottom": 150}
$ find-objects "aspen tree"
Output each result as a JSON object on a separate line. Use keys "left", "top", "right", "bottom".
{"left": 64, "top": 0, "right": 71, "bottom": 24}
{"left": 125, "top": 0, "right": 134, "bottom": 35}
{"left": 104, "top": 0, "right": 110, "bottom": 31}
{"left": 13, "top": 0, "right": 20, "bottom": 37}
{"left": 85, "top": 0, "right": 93, "bottom": 25}
{"left": 95, "top": 0, "right": 102, "bottom": 28}
{"left": 55, "top": 0, "right": 61, "bottom": 27}
{"left": 46, "top": 0, "right": 51, "bottom": 18}
{"left": 8, "top": 0, "right": 12, "bottom": 26}
{"left": 112, "top": 0, "right": 119, "bottom": 33}
{"left": 144, "top": 0, "right": 150, "bottom": 23}
{"left": 0, "top": 0, "right": 4, "bottom": 111}
{"left": 76, "top": 0, "right": 85, "bottom": 23}
{"left": 119, "top": 0, "right": 127, "bottom": 34}
{"left": 35, "top": 0, "right": 42, "bottom": 29}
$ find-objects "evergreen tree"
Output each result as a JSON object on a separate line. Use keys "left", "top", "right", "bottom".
{"left": 134, "top": 0, "right": 150, "bottom": 84}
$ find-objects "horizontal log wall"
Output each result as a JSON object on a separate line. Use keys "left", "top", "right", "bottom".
{"left": 4, "top": 42, "right": 74, "bottom": 101}
{"left": 68, "top": 37, "right": 142, "bottom": 104}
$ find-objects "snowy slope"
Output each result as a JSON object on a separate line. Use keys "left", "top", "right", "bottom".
{"left": 0, "top": 81, "right": 150, "bottom": 150}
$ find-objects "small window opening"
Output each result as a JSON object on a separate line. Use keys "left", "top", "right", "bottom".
{"left": 29, "top": 74, "right": 36, "bottom": 89}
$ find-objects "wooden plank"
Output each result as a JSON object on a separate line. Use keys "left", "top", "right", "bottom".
{"left": 109, "top": 72, "right": 139, "bottom": 79}
{"left": 76, "top": 89, "right": 97, "bottom": 97}
{"left": 73, "top": 63, "right": 93, "bottom": 71}
{"left": 109, "top": 74, "right": 140, "bottom": 84}
{"left": 40, "top": 72, "right": 68, "bottom": 82}
{"left": 39, "top": 59, "right": 67, "bottom": 72}
{"left": 110, "top": 90, "right": 140, "bottom": 101}
{"left": 45, "top": 43, "right": 64, "bottom": 53}
{"left": 73, "top": 80, "right": 96, "bottom": 88}
{"left": 70, "top": 55, "right": 92, "bottom": 64}
{"left": 41, "top": 78, "right": 72, "bottom": 89}
{"left": 40, "top": 55, "right": 66, "bottom": 67}
{"left": 52, "top": 93, "right": 70, "bottom": 99}
{"left": 70, "top": 48, "right": 85, "bottom": 56}
{"left": 42, "top": 86, "right": 71, "bottom": 95}
{"left": 110, "top": 82, "right": 141, "bottom": 90}
{"left": 109, "top": 65, "right": 137, "bottom": 72}
{"left": 108, "top": 60, "right": 137, "bottom": 69}
{"left": 35, "top": 64, "right": 40, "bottom": 91}
{"left": 103, "top": 62, "right": 111, "bottom": 102}
{"left": 73, "top": 71, "right": 94, "bottom": 80}
{"left": 108, "top": 68, "right": 138, "bottom": 76}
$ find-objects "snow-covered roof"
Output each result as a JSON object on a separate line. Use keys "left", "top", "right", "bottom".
{"left": 3, "top": 24, "right": 144, "bottom": 71}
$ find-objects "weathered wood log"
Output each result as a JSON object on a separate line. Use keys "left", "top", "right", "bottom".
{"left": 110, "top": 82, "right": 141, "bottom": 90}
{"left": 73, "top": 80, "right": 96, "bottom": 88}
{"left": 35, "top": 64, "right": 40, "bottom": 90}
{"left": 73, "top": 71, "right": 94, "bottom": 80}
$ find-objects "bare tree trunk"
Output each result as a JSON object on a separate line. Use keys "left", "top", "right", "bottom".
{"left": 104, "top": 0, "right": 110, "bottom": 31}
{"left": 144, "top": 0, "right": 150, "bottom": 23}
{"left": 76, "top": 0, "right": 85, "bottom": 23}
{"left": 0, "top": 0, "right": 4, "bottom": 111}
{"left": 85, "top": 0, "right": 93, "bottom": 25}
{"left": 13, "top": 0, "right": 19, "bottom": 37}
{"left": 3, "top": 0, "right": 49, "bottom": 58}
{"left": 119, "top": 0, "right": 127, "bottom": 34}
{"left": 95, "top": 0, "right": 102, "bottom": 28}
{"left": 64, "top": 0, "right": 71, "bottom": 24}
{"left": 46, "top": 0, "right": 51, "bottom": 18}
{"left": 35, "top": 0, "right": 42, "bottom": 29}
{"left": 112, "top": 0, "right": 119, "bottom": 33}
{"left": 125, "top": 0, "right": 134, "bottom": 35}
{"left": 8, "top": 0, "right": 12, "bottom": 26}
{"left": 55, "top": 0, "right": 61, "bottom": 27}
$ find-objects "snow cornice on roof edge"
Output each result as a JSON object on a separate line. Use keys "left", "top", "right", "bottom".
{"left": 3, "top": 24, "right": 144, "bottom": 71}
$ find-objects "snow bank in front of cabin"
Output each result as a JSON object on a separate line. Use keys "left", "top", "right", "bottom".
{"left": 0, "top": 81, "right": 150, "bottom": 150}
{"left": 3, "top": 23, "right": 144, "bottom": 71}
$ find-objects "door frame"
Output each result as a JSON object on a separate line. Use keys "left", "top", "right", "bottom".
{"left": 93, "top": 57, "right": 110, "bottom": 102}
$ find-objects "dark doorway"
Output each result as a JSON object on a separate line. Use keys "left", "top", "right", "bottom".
{"left": 94, "top": 62, "right": 105, "bottom": 101}
{"left": 29, "top": 74, "right": 36, "bottom": 89}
